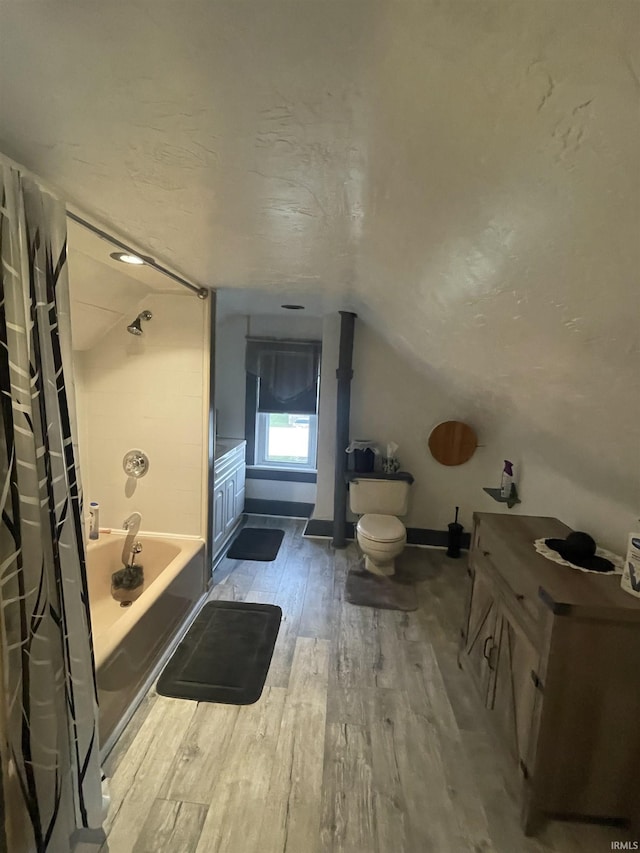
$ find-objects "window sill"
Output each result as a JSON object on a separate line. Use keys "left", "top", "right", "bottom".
{"left": 246, "top": 466, "right": 317, "bottom": 483}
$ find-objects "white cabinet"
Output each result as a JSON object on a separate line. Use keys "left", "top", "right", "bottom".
{"left": 213, "top": 440, "right": 246, "bottom": 563}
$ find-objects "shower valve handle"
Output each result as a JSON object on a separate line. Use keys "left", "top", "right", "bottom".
{"left": 123, "top": 450, "right": 149, "bottom": 479}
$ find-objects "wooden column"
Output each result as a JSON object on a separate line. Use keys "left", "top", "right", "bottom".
{"left": 332, "top": 311, "right": 357, "bottom": 549}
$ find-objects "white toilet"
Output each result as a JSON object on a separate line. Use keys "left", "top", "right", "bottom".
{"left": 349, "top": 474, "right": 413, "bottom": 576}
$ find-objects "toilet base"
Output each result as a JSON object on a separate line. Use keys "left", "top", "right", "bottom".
{"left": 363, "top": 555, "right": 396, "bottom": 577}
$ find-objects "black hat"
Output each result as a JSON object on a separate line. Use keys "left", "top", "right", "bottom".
{"left": 544, "top": 531, "right": 614, "bottom": 573}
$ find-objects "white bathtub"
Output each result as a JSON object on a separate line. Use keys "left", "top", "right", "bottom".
{"left": 86, "top": 532, "right": 206, "bottom": 750}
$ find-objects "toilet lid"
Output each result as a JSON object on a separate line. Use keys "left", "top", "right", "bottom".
{"left": 358, "top": 514, "right": 405, "bottom": 543}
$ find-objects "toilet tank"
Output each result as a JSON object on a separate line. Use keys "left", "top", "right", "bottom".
{"left": 349, "top": 476, "right": 412, "bottom": 516}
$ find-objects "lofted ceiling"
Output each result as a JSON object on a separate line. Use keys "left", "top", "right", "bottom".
{"left": 1, "top": 1, "right": 638, "bottom": 510}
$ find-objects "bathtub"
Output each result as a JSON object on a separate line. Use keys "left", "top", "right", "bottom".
{"left": 86, "top": 532, "right": 206, "bottom": 752}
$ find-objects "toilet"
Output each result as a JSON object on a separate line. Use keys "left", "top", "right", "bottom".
{"left": 348, "top": 473, "right": 414, "bottom": 576}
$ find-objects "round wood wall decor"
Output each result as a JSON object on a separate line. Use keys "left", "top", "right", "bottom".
{"left": 428, "top": 421, "right": 478, "bottom": 466}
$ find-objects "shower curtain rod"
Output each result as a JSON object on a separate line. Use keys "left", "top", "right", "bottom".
{"left": 66, "top": 210, "right": 209, "bottom": 300}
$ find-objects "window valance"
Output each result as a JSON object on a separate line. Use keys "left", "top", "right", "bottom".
{"left": 245, "top": 338, "right": 321, "bottom": 414}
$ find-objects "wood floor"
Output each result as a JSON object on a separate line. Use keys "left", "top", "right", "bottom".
{"left": 101, "top": 517, "right": 629, "bottom": 853}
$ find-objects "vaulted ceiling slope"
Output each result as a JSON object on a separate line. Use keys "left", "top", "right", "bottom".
{"left": 1, "top": 1, "right": 638, "bottom": 509}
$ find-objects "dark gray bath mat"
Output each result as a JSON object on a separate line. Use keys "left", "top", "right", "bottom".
{"left": 345, "top": 564, "right": 418, "bottom": 611}
{"left": 157, "top": 601, "right": 282, "bottom": 705}
{"left": 227, "top": 527, "right": 284, "bottom": 561}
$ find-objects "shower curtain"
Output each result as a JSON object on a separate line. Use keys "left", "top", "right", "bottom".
{"left": 0, "top": 165, "right": 102, "bottom": 851}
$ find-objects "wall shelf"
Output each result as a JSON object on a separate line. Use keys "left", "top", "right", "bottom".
{"left": 483, "top": 487, "right": 521, "bottom": 509}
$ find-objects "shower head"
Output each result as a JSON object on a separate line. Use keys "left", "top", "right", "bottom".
{"left": 127, "top": 310, "right": 152, "bottom": 336}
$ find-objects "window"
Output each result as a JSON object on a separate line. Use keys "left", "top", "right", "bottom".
{"left": 245, "top": 337, "right": 321, "bottom": 471}
{"left": 255, "top": 411, "right": 318, "bottom": 470}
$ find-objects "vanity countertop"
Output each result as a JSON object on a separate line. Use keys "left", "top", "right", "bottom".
{"left": 214, "top": 437, "right": 246, "bottom": 462}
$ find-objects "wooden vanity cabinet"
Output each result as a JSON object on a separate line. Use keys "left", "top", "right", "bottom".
{"left": 459, "top": 513, "right": 640, "bottom": 835}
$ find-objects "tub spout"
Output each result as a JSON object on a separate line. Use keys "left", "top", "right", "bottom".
{"left": 122, "top": 512, "right": 142, "bottom": 535}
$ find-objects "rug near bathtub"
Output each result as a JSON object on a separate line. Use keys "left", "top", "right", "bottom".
{"left": 157, "top": 601, "right": 282, "bottom": 705}
{"left": 227, "top": 527, "right": 284, "bottom": 561}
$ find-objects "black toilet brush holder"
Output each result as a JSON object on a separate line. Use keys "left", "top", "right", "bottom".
{"left": 447, "top": 506, "right": 464, "bottom": 559}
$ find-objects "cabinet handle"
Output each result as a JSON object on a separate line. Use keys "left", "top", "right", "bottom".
{"left": 483, "top": 636, "right": 493, "bottom": 661}
{"left": 483, "top": 550, "right": 491, "bottom": 557}
{"left": 515, "top": 593, "right": 525, "bottom": 601}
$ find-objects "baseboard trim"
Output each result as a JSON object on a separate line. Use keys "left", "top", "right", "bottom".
{"left": 243, "top": 498, "right": 314, "bottom": 518}
{"left": 303, "top": 518, "right": 470, "bottom": 550}
{"left": 406, "top": 527, "right": 471, "bottom": 549}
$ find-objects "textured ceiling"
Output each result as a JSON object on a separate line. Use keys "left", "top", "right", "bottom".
{"left": 1, "top": 1, "right": 639, "bottom": 509}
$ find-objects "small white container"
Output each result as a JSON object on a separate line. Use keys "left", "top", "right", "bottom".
{"left": 89, "top": 502, "right": 100, "bottom": 540}
{"left": 621, "top": 533, "right": 640, "bottom": 598}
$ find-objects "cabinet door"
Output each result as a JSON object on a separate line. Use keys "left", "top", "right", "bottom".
{"left": 224, "top": 474, "right": 236, "bottom": 533}
{"left": 492, "top": 604, "right": 540, "bottom": 771}
{"left": 213, "top": 484, "right": 226, "bottom": 551}
{"left": 234, "top": 485, "right": 245, "bottom": 519}
{"left": 234, "top": 464, "right": 246, "bottom": 521}
{"left": 461, "top": 567, "right": 500, "bottom": 706}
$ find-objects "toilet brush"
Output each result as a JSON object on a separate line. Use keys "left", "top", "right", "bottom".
{"left": 447, "top": 506, "right": 464, "bottom": 559}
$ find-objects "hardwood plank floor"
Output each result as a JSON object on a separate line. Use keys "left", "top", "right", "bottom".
{"left": 101, "top": 516, "right": 631, "bottom": 853}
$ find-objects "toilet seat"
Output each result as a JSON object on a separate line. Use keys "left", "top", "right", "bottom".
{"left": 357, "top": 513, "right": 405, "bottom": 543}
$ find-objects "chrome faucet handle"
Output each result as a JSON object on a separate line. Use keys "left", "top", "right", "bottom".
{"left": 123, "top": 450, "right": 149, "bottom": 479}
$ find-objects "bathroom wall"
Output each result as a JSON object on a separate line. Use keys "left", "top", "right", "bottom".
{"left": 214, "top": 314, "right": 247, "bottom": 440}
{"left": 312, "top": 318, "right": 637, "bottom": 553}
{"left": 74, "top": 291, "right": 210, "bottom": 537}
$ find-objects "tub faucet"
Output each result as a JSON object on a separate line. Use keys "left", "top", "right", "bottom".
{"left": 122, "top": 512, "right": 142, "bottom": 567}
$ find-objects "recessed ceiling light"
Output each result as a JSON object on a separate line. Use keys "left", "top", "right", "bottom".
{"left": 110, "top": 251, "right": 145, "bottom": 265}
{"left": 281, "top": 304, "right": 305, "bottom": 310}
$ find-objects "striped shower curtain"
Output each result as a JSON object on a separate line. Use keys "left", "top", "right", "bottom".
{"left": 0, "top": 165, "right": 102, "bottom": 851}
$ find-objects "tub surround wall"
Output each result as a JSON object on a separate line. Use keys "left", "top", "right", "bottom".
{"left": 75, "top": 291, "right": 210, "bottom": 537}
{"left": 73, "top": 356, "right": 92, "bottom": 513}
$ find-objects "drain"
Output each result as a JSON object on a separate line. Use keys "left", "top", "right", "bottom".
{"left": 120, "top": 601, "right": 133, "bottom": 608}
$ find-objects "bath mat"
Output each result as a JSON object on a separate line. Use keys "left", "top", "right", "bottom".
{"left": 157, "top": 601, "right": 282, "bottom": 705}
{"left": 227, "top": 527, "right": 284, "bottom": 562}
{"left": 345, "top": 563, "right": 418, "bottom": 611}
